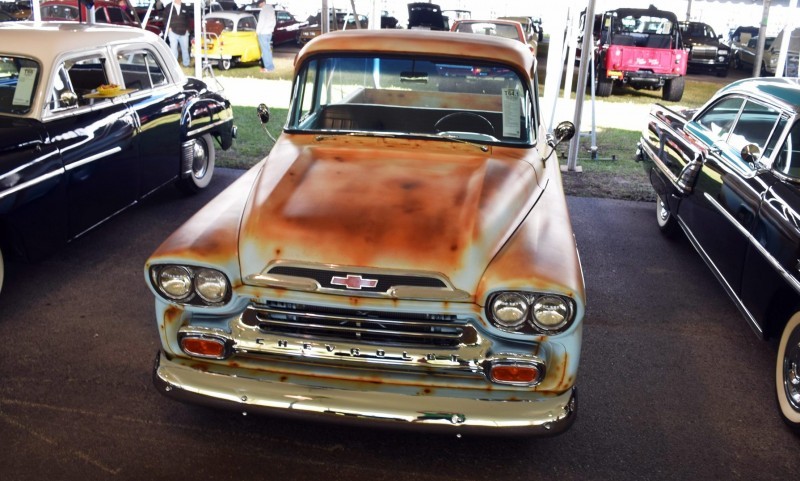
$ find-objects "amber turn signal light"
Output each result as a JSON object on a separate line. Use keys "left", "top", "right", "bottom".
{"left": 489, "top": 362, "right": 542, "bottom": 386}
{"left": 180, "top": 336, "right": 227, "bottom": 359}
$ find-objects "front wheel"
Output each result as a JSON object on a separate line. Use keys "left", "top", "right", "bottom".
{"left": 220, "top": 58, "right": 232, "bottom": 70}
{"left": 178, "top": 133, "right": 216, "bottom": 194}
{"left": 656, "top": 197, "right": 680, "bottom": 238}
{"left": 776, "top": 312, "right": 800, "bottom": 432}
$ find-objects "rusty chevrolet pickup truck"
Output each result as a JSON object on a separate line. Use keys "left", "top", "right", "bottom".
{"left": 145, "top": 29, "right": 584, "bottom": 435}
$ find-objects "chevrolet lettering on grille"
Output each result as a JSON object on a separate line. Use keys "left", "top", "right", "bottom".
{"left": 330, "top": 274, "right": 378, "bottom": 290}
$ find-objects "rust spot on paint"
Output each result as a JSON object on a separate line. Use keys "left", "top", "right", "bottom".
{"left": 164, "top": 306, "right": 183, "bottom": 326}
{"left": 228, "top": 362, "right": 240, "bottom": 368}
{"left": 280, "top": 376, "right": 288, "bottom": 382}
{"left": 423, "top": 388, "right": 432, "bottom": 395}
{"left": 275, "top": 248, "right": 282, "bottom": 257}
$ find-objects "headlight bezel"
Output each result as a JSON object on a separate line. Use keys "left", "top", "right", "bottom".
{"left": 486, "top": 291, "right": 576, "bottom": 335}
{"left": 150, "top": 264, "right": 232, "bottom": 306}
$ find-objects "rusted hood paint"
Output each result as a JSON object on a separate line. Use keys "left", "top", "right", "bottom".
{"left": 238, "top": 135, "right": 542, "bottom": 293}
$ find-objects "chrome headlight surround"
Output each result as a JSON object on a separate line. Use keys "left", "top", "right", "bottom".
{"left": 150, "top": 264, "right": 232, "bottom": 306}
{"left": 486, "top": 291, "right": 575, "bottom": 335}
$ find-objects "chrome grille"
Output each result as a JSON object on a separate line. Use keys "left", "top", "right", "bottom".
{"left": 242, "top": 301, "right": 474, "bottom": 349}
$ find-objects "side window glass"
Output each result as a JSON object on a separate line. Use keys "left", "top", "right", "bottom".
{"left": 294, "top": 59, "right": 318, "bottom": 126}
{"left": 775, "top": 121, "right": 800, "bottom": 178}
{"left": 48, "top": 64, "right": 78, "bottom": 112}
{"left": 66, "top": 56, "right": 110, "bottom": 106}
{"left": 117, "top": 49, "right": 167, "bottom": 90}
{"left": 728, "top": 100, "right": 781, "bottom": 153}
{"left": 696, "top": 96, "right": 744, "bottom": 142}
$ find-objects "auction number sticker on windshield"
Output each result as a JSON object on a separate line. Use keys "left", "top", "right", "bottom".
{"left": 502, "top": 88, "right": 521, "bottom": 138}
{"left": 12, "top": 67, "right": 37, "bottom": 107}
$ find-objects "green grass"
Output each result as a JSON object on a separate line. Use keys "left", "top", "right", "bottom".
{"left": 558, "top": 128, "right": 653, "bottom": 201}
{"left": 216, "top": 106, "right": 287, "bottom": 169}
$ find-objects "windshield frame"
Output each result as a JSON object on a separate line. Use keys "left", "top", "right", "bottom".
{"left": 285, "top": 53, "right": 537, "bottom": 147}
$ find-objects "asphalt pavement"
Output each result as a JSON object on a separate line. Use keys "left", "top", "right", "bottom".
{"left": 1, "top": 168, "right": 798, "bottom": 480}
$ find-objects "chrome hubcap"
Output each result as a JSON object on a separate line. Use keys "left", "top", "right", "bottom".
{"left": 192, "top": 140, "right": 208, "bottom": 179}
{"left": 658, "top": 200, "right": 670, "bottom": 223}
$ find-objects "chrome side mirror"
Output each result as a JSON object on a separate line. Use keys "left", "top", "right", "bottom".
{"left": 553, "top": 121, "right": 576, "bottom": 145}
{"left": 741, "top": 143, "right": 761, "bottom": 165}
{"left": 257, "top": 103, "right": 270, "bottom": 125}
{"left": 60, "top": 91, "right": 78, "bottom": 108}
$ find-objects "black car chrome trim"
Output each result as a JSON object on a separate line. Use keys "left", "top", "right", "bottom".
{"left": 64, "top": 146, "right": 123, "bottom": 171}
{"left": 640, "top": 137, "right": 681, "bottom": 188}
{"left": 705, "top": 192, "right": 800, "bottom": 297}
{"left": 186, "top": 117, "right": 229, "bottom": 138}
{"left": 0, "top": 168, "right": 63, "bottom": 201}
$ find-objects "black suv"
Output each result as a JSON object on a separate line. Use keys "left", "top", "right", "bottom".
{"left": 679, "top": 21, "right": 730, "bottom": 77}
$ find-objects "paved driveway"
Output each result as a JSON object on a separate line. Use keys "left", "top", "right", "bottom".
{"left": 0, "top": 169, "right": 797, "bottom": 480}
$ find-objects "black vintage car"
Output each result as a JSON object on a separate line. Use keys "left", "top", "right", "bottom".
{"left": 637, "top": 78, "right": 800, "bottom": 432}
{"left": 0, "top": 22, "right": 236, "bottom": 294}
{"left": 679, "top": 21, "right": 730, "bottom": 77}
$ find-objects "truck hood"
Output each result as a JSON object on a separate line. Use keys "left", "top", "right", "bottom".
{"left": 238, "top": 142, "right": 541, "bottom": 296}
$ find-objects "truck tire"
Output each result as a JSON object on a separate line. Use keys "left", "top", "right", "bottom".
{"left": 595, "top": 73, "right": 613, "bottom": 97}
{"left": 662, "top": 76, "right": 684, "bottom": 102}
{"left": 776, "top": 312, "right": 800, "bottom": 432}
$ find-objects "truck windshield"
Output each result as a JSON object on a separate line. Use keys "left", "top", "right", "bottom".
{"left": 287, "top": 54, "right": 534, "bottom": 145}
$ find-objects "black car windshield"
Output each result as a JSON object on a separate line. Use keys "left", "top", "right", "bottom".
{"left": 287, "top": 54, "right": 534, "bottom": 145}
{"left": 0, "top": 56, "right": 40, "bottom": 115}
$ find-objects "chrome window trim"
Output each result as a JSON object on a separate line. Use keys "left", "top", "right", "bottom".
{"left": 0, "top": 168, "right": 63, "bottom": 201}
{"left": 64, "top": 146, "right": 123, "bottom": 171}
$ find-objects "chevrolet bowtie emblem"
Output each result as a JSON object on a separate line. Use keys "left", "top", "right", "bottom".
{"left": 330, "top": 274, "right": 379, "bottom": 290}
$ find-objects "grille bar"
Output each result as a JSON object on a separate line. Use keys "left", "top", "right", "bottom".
{"left": 243, "top": 303, "right": 468, "bottom": 348}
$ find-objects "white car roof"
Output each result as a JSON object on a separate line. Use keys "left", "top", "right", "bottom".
{"left": 0, "top": 22, "right": 183, "bottom": 120}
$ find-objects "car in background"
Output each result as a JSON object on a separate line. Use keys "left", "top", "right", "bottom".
{"left": 451, "top": 18, "right": 536, "bottom": 54}
{"left": 732, "top": 35, "right": 775, "bottom": 74}
{"left": 678, "top": 21, "right": 730, "bottom": 77}
{"left": 0, "top": 22, "right": 235, "bottom": 295}
{"left": 245, "top": 6, "right": 305, "bottom": 45}
{"left": 40, "top": 0, "right": 162, "bottom": 35}
{"left": 0, "top": 0, "right": 30, "bottom": 20}
{"left": 407, "top": 1, "right": 446, "bottom": 30}
{"left": 637, "top": 77, "right": 800, "bottom": 432}
{"left": 198, "top": 11, "right": 260, "bottom": 70}
{"left": 763, "top": 27, "right": 800, "bottom": 76}
{"left": 499, "top": 15, "right": 540, "bottom": 45}
{"left": 584, "top": 5, "right": 687, "bottom": 101}
{"left": 298, "top": 10, "right": 366, "bottom": 45}
{"left": 727, "top": 25, "right": 760, "bottom": 56}
{"left": 146, "top": 28, "right": 584, "bottom": 435}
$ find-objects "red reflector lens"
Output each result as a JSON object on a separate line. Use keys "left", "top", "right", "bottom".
{"left": 181, "top": 337, "right": 226, "bottom": 358}
{"left": 491, "top": 364, "right": 539, "bottom": 384}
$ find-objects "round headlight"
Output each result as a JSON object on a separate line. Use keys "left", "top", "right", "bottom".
{"left": 491, "top": 292, "right": 529, "bottom": 328}
{"left": 195, "top": 268, "right": 229, "bottom": 303}
{"left": 531, "top": 296, "right": 570, "bottom": 331}
{"left": 158, "top": 266, "right": 193, "bottom": 300}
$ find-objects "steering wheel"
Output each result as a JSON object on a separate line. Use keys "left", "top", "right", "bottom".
{"left": 434, "top": 112, "right": 495, "bottom": 136}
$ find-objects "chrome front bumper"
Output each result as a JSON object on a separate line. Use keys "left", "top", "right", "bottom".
{"left": 153, "top": 351, "right": 577, "bottom": 436}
